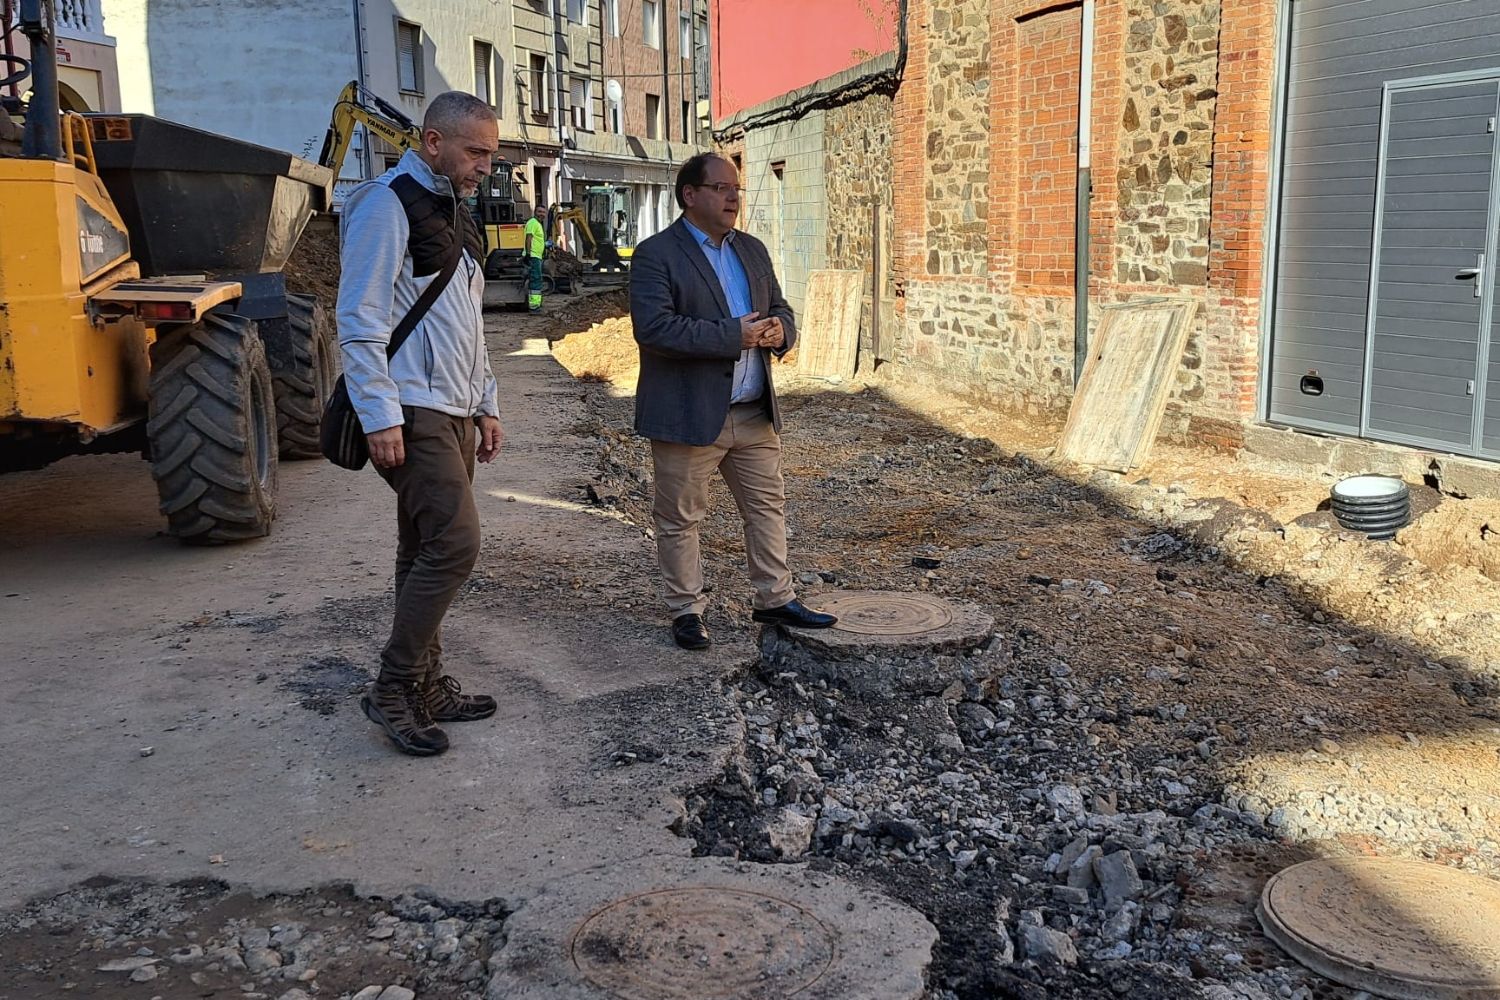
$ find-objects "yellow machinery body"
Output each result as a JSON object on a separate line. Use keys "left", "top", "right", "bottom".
{"left": 0, "top": 154, "right": 146, "bottom": 437}
{"left": 1, "top": 149, "right": 239, "bottom": 446}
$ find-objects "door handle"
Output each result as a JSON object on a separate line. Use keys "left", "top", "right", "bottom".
{"left": 1457, "top": 252, "right": 1485, "bottom": 297}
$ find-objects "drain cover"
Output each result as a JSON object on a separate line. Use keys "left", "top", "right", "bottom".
{"left": 1258, "top": 857, "right": 1500, "bottom": 999}
{"left": 571, "top": 887, "right": 835, "bottom": 999}
{"left": 818, "top": 592, "right": 955, "bottom": 635}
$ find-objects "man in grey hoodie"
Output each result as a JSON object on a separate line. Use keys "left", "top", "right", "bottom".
{"left": 338, "top": 92, "right": 504, "bottom": 756}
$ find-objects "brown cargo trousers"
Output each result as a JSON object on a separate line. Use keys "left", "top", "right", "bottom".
{"left": 375, "top": 407, "right": 481, "bottom": 685}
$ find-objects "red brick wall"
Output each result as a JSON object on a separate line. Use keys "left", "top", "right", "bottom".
{"left": 891, "top": 0, "right": 929, "bottom": 303}
{"left": 1014, "top": 6, "right": 1082, "bottom": 289}
{"left": 1207, "top": 2, "right": 1279, "bottom": 425}
{"left": 888, "top": 0, "right": 1277, "bottom": 443}
{"left": 603, "top": 0, "right": 698, "bottom": 142}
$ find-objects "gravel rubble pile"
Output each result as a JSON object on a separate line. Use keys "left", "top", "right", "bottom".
{"left": 0, "top": 879, "right": 505, "bottom": 999}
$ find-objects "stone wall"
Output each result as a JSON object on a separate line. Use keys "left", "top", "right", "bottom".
{"left": 1113, "top": 1, "right": 1220, "bottom": 288}
{"left": 884, "top": 0, "right": 1275, "bottom": 446}
{"left": 825, "top": 91, "right": 895, "bottom": 358}
{"left": 923, "top": 0, "right": 990, "bottom": 277}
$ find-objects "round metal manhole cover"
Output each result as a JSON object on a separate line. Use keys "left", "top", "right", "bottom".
{"left": 818, "top": 592, "right": 955, "bottom": 636}
{"left": 570, "top": 887, "right": 837, "bottom": 999}
{"left": 1258, "top": 857, "right": 1500, "bottom": 999}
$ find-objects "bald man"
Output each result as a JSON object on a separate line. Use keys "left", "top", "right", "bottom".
{"left": 337, "top": 91, "right": 505, "bottom": 756}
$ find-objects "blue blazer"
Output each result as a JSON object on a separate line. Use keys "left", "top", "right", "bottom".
{"left": 629, "top": 218, "right": 798, "bottom": 446}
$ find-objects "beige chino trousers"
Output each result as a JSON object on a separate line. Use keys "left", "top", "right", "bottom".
{"left": 649, "top": 402, "right": 796, "bottom": 617}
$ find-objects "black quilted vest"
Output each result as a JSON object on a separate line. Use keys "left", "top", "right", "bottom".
{"left": 390, "top": 173, "right": 483, "bottom": 277}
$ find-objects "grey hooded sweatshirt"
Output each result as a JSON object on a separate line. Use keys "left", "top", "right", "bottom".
{"left": 337, "top": 150, "right": 499, "bottom": 434}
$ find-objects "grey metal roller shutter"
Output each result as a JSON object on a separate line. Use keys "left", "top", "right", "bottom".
{"left": 1269, "top": 0, "right": 1500, "bottom": 456}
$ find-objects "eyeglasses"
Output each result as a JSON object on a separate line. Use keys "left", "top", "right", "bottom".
{"left": 695, "top": 182, "right": 744, "bottom": 195}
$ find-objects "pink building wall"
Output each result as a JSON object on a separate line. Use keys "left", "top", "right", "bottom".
{"left": 711, "top": 0, "right": 897, "bottom": 121}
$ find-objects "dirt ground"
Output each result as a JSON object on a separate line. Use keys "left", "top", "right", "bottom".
{"left": 550, "top": 308, "right": 1500, "bottom": 995}
{"left": 4, "top": 288, "right": 1498, "bottom": 1000}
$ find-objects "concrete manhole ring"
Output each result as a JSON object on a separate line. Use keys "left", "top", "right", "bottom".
{"left": 1257, "top": 857, "right": 1500, "bottom": 999}
{"left": 570, "top": 886, "right": 837, "bottom": 999}
{"left": 817, "top": 592, "right": 955, "bottom": 636}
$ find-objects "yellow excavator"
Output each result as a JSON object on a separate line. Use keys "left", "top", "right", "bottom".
{"left": 1, "top": 0, "right": 334, "bottom": 543}
{"left": 549, "top": 186, "right": 633, "bottom": 273}
{"left": 318, "top": 81, "right": 530, "bottom": 307}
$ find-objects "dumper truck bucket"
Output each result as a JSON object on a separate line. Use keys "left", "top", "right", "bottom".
{"left": 84, "top": 114, "right": 333, "bottom": 278}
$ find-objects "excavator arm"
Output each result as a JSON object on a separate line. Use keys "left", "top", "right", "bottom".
{"left": 317, "top": 81, "right": 422, "bottom": 177}
{"left": 548, "top": 203, "right": 596, "bottom": 254}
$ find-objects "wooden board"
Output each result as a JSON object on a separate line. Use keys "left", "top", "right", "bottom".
{"left": 1055, "top": 297, "right": 1200, "bottom": 472}
{"left": 797, "top": 269, "right": 864, "bottom": 379}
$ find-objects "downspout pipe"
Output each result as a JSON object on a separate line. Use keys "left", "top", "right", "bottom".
{"left": 1073, "top": 0, "right": 1094, "bottom": 384}
{"left": 19, "top": 0, "right": 60, "bottom": 160}
{"left": 554, "top": 0, "right": 568, "bottom": 202}
{"left": 351, "top": 0, "right": 371, "bottom": 179}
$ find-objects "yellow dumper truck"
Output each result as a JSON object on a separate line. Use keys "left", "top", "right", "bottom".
{"left": 0, "top": 0, "right": 334, "bottom": 543}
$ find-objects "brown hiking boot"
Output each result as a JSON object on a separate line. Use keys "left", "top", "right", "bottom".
{"left": 425, "top": 675, "right": 497, "bottom": 723}
{"left": 361, "top": 679, "right": 450, "bottom": 756}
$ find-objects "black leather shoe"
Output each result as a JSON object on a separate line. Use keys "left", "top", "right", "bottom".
{"left": 751, "top": 599, "right": 838, "bottom": 629}
{"left": 672, "top": 613, "right": 711, "bottom": 650}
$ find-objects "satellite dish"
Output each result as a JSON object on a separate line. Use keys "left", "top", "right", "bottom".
{"left": 605, "top": 78, "right": 623, "bottom": 104}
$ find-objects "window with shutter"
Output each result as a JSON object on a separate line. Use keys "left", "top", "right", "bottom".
{"left": 473, "top": 40, "right": 493, "bottom": 105}
{"left": 396, "top": 21, "right": 423, "bottom": 94}
{"left": 569, "top": 77, "right": 587, "bottom": 131}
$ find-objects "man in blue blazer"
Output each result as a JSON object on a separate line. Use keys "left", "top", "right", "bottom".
{"left": 629, "top": 153, "right": 837, "bottom": 649}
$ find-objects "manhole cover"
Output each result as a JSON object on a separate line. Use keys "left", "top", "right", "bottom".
{"left": 570, "top": 887, "right": 837, "bottom": 999}
{"left": 1258, "top": 857, "right": 1500, "bottom": 999}
{"left": 818, "top": 592, "right": 955, "bottom": 635}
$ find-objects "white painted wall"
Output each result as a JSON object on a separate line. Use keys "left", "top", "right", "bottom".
{"left": 103, "top": 1, "right": 151, "bottom": 113}
{"left": 101, "top": 0, "right": 516, "bottom": 180}
{"left": 360, "top": 0, "right": 517, "bottom": 147}
{"left": 102, "top": 0, "right": 354, "bottom": 162}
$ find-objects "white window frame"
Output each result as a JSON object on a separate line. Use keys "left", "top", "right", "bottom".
{"left": 567, "top": 0, "right": 586, "bottom": 26}
{"left": 606, "top": 0, "right": 620, "bottom": 37}
{"left": 396, "top": 20, "right": 424, "bottom": 95}
{"left": 643, "top": 0, "right": 660, "bottom": 49}
{"left": 679, "top": 13, "right": 691, "bottom": 58}
{"left": 473, "top": 39, "right": 495, "bottom": 106}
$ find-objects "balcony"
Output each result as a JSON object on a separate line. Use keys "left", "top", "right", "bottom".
{"left": 56, "top": 0, "right": 110, "bottom": 42}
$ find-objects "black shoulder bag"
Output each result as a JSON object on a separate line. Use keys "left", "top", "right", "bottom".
{"left": 320, "top": 243, "right": 463, "bottom": 471}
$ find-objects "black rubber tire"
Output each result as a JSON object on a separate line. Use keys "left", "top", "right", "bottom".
{"left": 147, "top": 312, "right": 277, "bottom": 544}
{"left": 273, "top": 294, "right": 339, "bottom": 460}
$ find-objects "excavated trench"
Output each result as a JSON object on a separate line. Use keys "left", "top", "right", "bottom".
{"left": 672, "top": 599, "right": 1363, "bottom": 1000}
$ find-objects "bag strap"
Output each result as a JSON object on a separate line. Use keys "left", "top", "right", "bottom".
{"left": 386, "top": 216, "right": 464, "bottom": 360}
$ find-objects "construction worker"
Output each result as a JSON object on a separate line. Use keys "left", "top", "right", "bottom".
{"left": 524, "top": 205, "right": 547, "bottom": 312}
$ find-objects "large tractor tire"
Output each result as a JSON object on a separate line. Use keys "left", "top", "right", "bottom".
{"left": 147, "top": 312, "right": 278, "bottom": 544}
{"left": 273, "top": 293, "right": 339, "bottom": 459}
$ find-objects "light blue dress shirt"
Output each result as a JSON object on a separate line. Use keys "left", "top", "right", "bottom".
{"left": 682, "top": 218, "right": 768, "bottom": 404}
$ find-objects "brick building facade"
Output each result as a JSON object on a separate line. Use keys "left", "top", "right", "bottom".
{"left": 726, "top": 1, "right": 1500, "bottom": 468}
{"left": 889, "top": 0, "right": 1272, "bottom": 447}
{"left": 723, "top": 0, "right": 1274, "bottom": 446}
